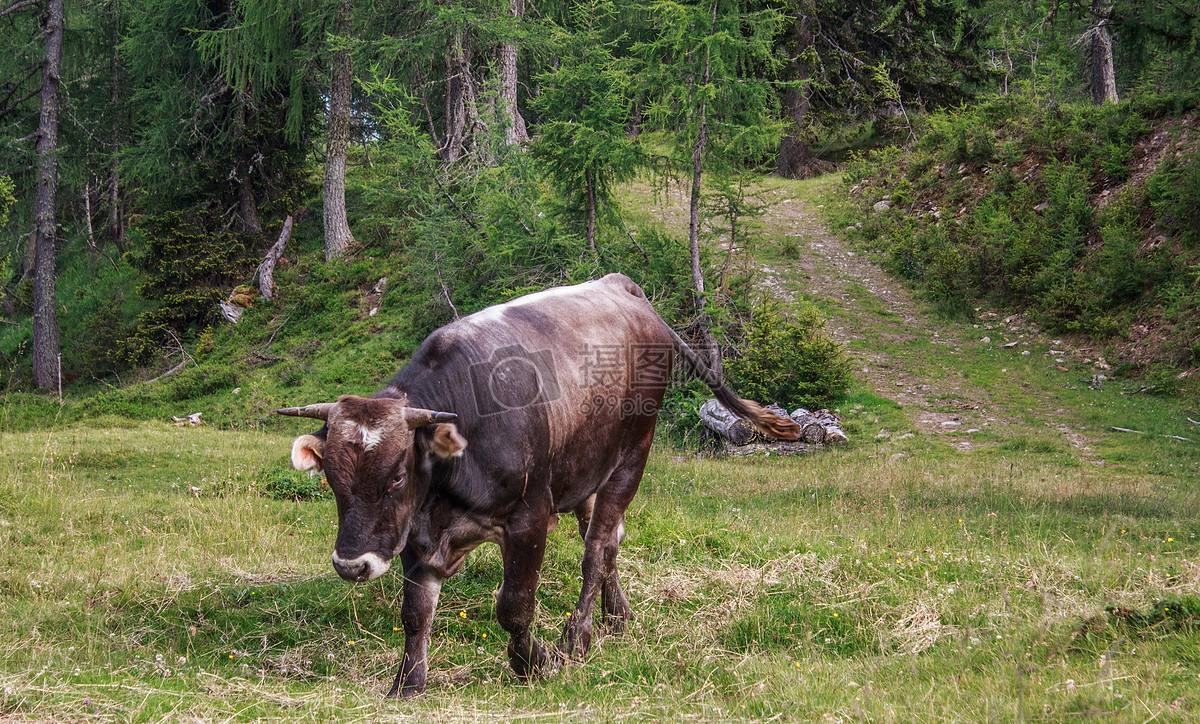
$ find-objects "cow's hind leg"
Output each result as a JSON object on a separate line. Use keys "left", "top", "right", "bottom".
{"left": 498, "top": 518, "right": 560, "bottom": 679}
{"left": 573, "top": 496, "right": 632, "bottom": 632}
{"left": 561, "top": 457, "right": 645, "bottom": 659}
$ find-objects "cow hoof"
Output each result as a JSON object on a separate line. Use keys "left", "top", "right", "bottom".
{"left": 509, "top": 640, "right": 561, "bottom": 680}
{"left": 602, "top": 608, "right": 631, "bottom": 634}
{"left": 602, "top": 595, "right": 632, "bottom": 633}
{"left": 558, "top": 615, "right": 593, "bottom": 660}
{"left": 386, "top": 682, "right": 425, "bottom": 699}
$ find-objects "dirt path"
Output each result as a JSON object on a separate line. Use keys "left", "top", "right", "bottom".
{"left": 633, "top": 176, "right": 1101, "bottom": 458}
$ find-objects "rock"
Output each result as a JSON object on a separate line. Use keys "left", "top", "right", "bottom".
{"left": 1034, "top": 201, "right": 1049, "bottom": 213}
{"left": 1089, "top": 374, "right": 1106, "bottom": 390}
{"left": 872, "top": 199, "right": 892, "bottom": 213}
{"left": 1002, "top": 341, "right": 1019, "bottom": 348}
{"left": 980, "top": 336, "right": 991, "bottom": 343}
{"left": 1021, "top": 350, "right": 1031, "bottom": 356}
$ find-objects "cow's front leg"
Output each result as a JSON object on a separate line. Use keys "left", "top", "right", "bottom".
{"left": 498, "top": 522, "right": 559, "bottom": 679}
{"left": 386, "top": 563, "right": 442, "bottom": 698}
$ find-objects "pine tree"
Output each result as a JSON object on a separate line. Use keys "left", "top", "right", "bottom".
{"left": 635, "top": 0, "right": 783, "bottom": 370}
{"left": 532, "top": 0, "right": 641, "bottom": 252}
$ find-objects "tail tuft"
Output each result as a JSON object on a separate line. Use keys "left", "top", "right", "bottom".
{"left": 714, "top": 388, "right": 802, "bottom": 441}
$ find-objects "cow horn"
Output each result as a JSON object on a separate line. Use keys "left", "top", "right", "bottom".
{"left": 404, "top": 407, "right": 458, "bottom": 428}
{"left": 275, "top": 402, "right": 336, "bottom": 420}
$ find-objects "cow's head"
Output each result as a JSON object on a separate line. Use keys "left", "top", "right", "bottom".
{"left": 277, "top": 395, "right": 466, "bottom": 583}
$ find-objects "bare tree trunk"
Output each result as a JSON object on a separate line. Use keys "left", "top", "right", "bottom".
{"left": 499, "top": 0, "right": 528, "bottom": 145}
{"left": 238, "top": 170, "right": 262, "bottom": 234}
{"left": 442, "top": 29, "right": 468, "bottom": 163}
{"left": 775, "top": 17, "right": 828, "bottom": 178}
{"left": 32, "top": 0, "right": 64, "bottom": 391}
{"left": 585, "top": 169, "right": 596, "bottom": 252}
{"left": 258, "top": 214, "right": 294, "bottom": 301}
{"left": 108, "top": 35, "right": 124, "bottom": 247}
{"left": 718, "top": 209, "right": 736, "bottom": 294}
{"left": 1085, "top": 1, "right": 1118, "bottom": 104}
{"left": 460, "top": 40, "right": 491, "bottom": 165}
{"left": 687, "top": 0, "right": 721, "bottom": 377}
{"left": 324, "top": 0, "right": 355, "bottom": 260}
{"left": 84, "top": 180, "right": 95, "bottom": 249}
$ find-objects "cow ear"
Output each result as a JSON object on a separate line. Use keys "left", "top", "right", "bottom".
{"left": 429, "top": 423, "right": 467, "bottom": 459}
{"left": 291, "top": 433, "right": 324, "bottom": 472}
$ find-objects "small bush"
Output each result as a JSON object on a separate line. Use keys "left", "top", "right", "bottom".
{"left": 261, "top": 466, "right": 330, "bottom": 502}
{"left": 726, "top": 301, "right": 851, "bottom": 410}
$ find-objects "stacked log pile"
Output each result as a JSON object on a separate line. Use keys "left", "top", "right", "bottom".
{"left": 699, "top": 399, "right": 847, "bottom": 455}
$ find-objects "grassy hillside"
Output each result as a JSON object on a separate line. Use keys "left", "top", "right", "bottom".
{"left": 5, "top": 174, "right": 1197, "bottom": 719}
{"left": 832, "top": 94, "right": 1200, "bottom": 386}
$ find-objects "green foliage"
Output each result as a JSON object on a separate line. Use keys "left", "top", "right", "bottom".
{"left": 120, "top": 209, "right": 258, "bottom": 365}
{"left": 634, "top": 0, "right": 785, "bottom": 174}
{"left": 726, "top": 300, "right": 851, "bottom": 410}
{"left": 1147, "top": 152, "right": 1200, "bottom": 247}
{"left": 0, "top": 176, "right": 13, "bottom": 226}
{"left": 260, "top": 466, "right": 330, "bottom": 501}
{"left": 843, "top": 93, "right": 1200, "bottom": 370}
{"left": 531, "top": 0, "right": 642, "bottom": 247}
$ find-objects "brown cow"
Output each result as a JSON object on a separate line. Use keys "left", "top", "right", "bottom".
{"left": 278, "top": 273, "right": 799, "bottom": 696}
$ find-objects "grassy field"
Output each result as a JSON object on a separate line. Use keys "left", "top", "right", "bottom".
{"left": 3, "top": 176, "right": 1200, "bottom": 720}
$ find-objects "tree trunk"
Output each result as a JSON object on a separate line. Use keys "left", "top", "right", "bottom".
{"left": 499, "top": 0, "right": 528, "bottom": 145}
{"left": 238, "top": 170, "right": 262, "bottom": 234}
{"left": 442, "top": 29, "right": 468, "bottom": 163}
{"left": 1086, "top": 1, "right": 1118, "bottom": 104}
{"left": 687, "top": 0, "right": 721, "bottom": 377}
{"left": 323, "top": 0, "right": 355, "bottom": 260}
{"left": 775, "top": 17, "right": 824, "bottom": 178}
{"left": 718, "top": 207, "right": 736, "bottom": 294}
{"left": 258, "top": 214, "right": 294, "bottom": 301}
{"left": 585, "top": 169, "right": 597, "bottom": 252}
{"left": 108, "top": 35, "right": 124, "bottom": 247}
{"left": 31, "top": 0, "right": 64, "bottom": 391}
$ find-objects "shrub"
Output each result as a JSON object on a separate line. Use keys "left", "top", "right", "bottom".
{"left": 261, "top": 466, "right": 330, "bottom": 502}
{"left": 1148, "top": 153, "right": 1200, "bottom": 247}
{"left": 726, "top": 300, "right": 851, "bottom": 410}
{"left": 120, "top": 207, "right": 259, "bottom": 365}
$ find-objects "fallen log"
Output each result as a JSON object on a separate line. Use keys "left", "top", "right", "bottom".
{"left": 257, "top": 214, "right": 294, "bottom": 301}
{"left": 699, "top": 398, "right": 848, "bottom": 455}
{"left": 699, "top": 398, "right": 755, "bottom": 445}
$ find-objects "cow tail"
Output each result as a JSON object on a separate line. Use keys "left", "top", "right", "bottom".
{"left": 662, "top": 322, "right": 802, "bottom": 441}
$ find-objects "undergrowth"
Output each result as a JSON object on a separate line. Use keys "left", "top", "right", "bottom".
{"left": 833, "top": 92, "right": 1200, "bottom": 376}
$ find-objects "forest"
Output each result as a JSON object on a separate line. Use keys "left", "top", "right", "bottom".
{"left": 2, "top": 0, "right": 1200, "bottom": 719}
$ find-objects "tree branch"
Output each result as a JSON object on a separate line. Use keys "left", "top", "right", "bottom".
{"left": 0, "top": 0, "right": 39, "bottom": 20}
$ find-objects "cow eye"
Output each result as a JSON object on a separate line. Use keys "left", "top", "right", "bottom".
{"left": 387, "top": 478, "right": 405, "bottom": 494}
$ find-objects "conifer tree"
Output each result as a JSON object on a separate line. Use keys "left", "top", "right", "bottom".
{"left": 635, "top": 0, "right": 783, "bottom": 370}
{"left": 532, "top": 0, "right": 641, "bottom": 252}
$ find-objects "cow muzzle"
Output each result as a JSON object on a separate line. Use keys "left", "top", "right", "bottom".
{"left": 331, "top": 550, "right": 391, "bottom": 583}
